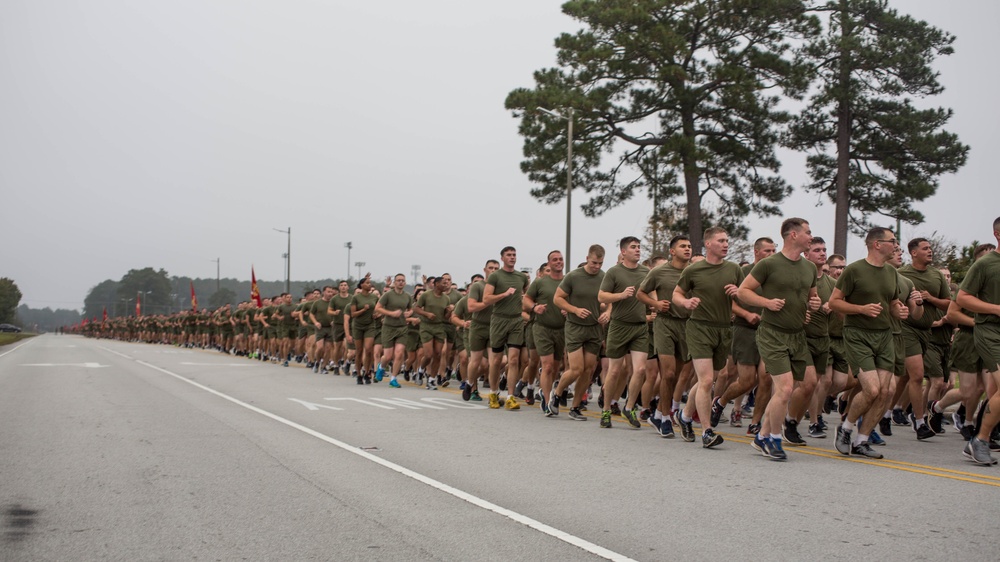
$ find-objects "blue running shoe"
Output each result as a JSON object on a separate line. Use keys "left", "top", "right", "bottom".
{"left": 375, "top": 364, "right": 385, "bottom": 382}
{"left": 388, "top": 379, "right": 401, "bottom": 388}
{"left": 869, "top": 430, "right": 886, "bottom": 446}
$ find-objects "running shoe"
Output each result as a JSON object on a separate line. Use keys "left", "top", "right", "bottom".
{"left": 525, "top": 391, "right": 535, "bottom": 406}
{"left": 648, "top": 416, "right": 662, "bottom": 431}
{"left": 709, "top": 397, "right": 725, "bottom": 428}
{"left": 869, "top": 431, "right": 886, "bottom": 446}
{"left": 808, "top": 423, "right": 826, "bottom": 439}
{"left": 851, "top": 442, "right": 883, "bottom": 459}
{"left": 470, "top": 390, "right": 483, "bottom": 402}
{"left": 427, "top": 379, "right": 438, "bottom": 391}
{"left": 623, "top": 407, "right": 641, "bottom": 428}
{"left": 751, "top": 433, "right": 767, "bottom": 455}
{"left": 356, "top": 375, "right": 364, "bottom": 385}
{"left": 891, "top": 407, "right": 908, "bottom": 426}
{"left": 835, "top": 426, "right": 852, "bottom": 455}
{"left": 610, "top": 403, "right": 622, "bottom": 417}
{"left": 600, "top": 410, "right": 612, "bottom": 428}
{"left": 878, "top": 417, "right": 893, "bottom": 437}
{"left": 461, "top": 382, "right": 471, "bottom": 401}
{"left": 639, "top": 408, "right": 651, "bottom": 422}
{"left": 674, "top": 411, "right": 695, "bottom": 442}
{"left": 746, "top": 423, "right": 760, "bottom": 436}
{"left": 514, "top": 380, "right": 526, "bottom": 399}
{"left": 960, "top": 424, "right": 975, "bottom": 441}
{"left": 364, "top": 374, "right": 372, "bottom": 385}
{"left": 730, "top": 409, "right": 742, "bottom": 427}
{"left": 702, "top": 429, "right": 723, "bottom": 449}
{"left": 928, "top": 402, "right": 945, "bottom": 434}
{"left": 568, "top": 408, "right": 587, "bottom": 421}
{"left": 816, "top": 415, "right": 828, "bottom": 431}
{"left": 389, "top": 379, "right": 401, "bottom": 388}
{"left": 548, "top": 390, "right": 560, "bottom": 416}
{"left": 916, "top": 423, "right": 936, "bottom": 441}
{"left": 659, "top": 418, "right": 675, "bottom": 438}
{"left": 488, "top": 393, "right": 501, "bottom": 409}
{"left": 783, "top": 419, "right": 807, "bottom": 446}
{"left": 964, "top": 438, "right": 998, "bottom": 465}
{"left": 764, "top": 437, "right": 787, "bottom": 460}
{"left": 504, "top": 395, "right": 520, "bottom": 410}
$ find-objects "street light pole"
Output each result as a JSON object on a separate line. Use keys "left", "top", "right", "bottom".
{"left": 274, "top": 228, "right": 291, "bottom": 293}
{"left": 344, "top": 242, "right": 353, "bottom": 281}
{"left": 411, "top": 264, "right": 421, "bottom": 286}
{"left": 210, "top": 258, "right": 220, "bottom": 292}
{"left": 355, "top": 261, "right": 366, "bottom": 282}
{"left": 538, "top": 106, "right": 574, "bottom": 267}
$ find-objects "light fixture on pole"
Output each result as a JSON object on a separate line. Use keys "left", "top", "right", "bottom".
{"left": 355, "top": 261, "right": 366, "bottom": 282}
{"left": 411, "top": 264, "right": 421, "bottom": 286}
{"left": 538, "top": 106, "right": 574, "bottom": 268}
{"left": 274, "top": 228, "right": 291, "bottom": 293}
{"left": 344, "top": 242, "right": 353, "bottom": 281}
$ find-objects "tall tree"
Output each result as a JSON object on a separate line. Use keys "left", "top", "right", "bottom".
{"left": 117, "top": 268, "right": 173, "bottom": 316}
{"left": 0, "top": 277, "right": 22, "bottom": 324}
{"left": 788, "top": 0, "right": 968, "bottom": 255}
{"left": 506, "top": 0, "right": 818, "bottom": 250}
{"left": 83, "top": 279, "right": 120, "bottom": 319}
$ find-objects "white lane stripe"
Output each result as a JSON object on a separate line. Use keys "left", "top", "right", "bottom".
{"left": 0, "top": 340, "right": 33, "bottom": 359}
{"left": 129, "top": 358, "right": 636, "bottom": 562}
{"left": 98, "top": 346, "right": 133, "bottom": 360}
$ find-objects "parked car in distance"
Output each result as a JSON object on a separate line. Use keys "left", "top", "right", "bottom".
{"left": 0, "top": 324, "right": 23, "bottom": 333}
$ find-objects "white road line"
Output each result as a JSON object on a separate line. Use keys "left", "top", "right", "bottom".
{"left": 98, "top": 346, "right": 133, "bottom": 360}
{"left": 129, "top": 358, "right": 636, "bottom": 562}
{"left": 0, "top": 340, "right": 33, "bottom": 359}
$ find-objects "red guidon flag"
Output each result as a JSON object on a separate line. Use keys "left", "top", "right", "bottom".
{"left": 190, "top": 281, "right": 198, "bottom": 311}
{"left": 251, "top": 266, "right": 262, "bottom": 308}
{"left": 136, "top": 292, "right": 142, "bottom": 317}
{"left": 102, "top": 307, "right": 107, "bottom": 323}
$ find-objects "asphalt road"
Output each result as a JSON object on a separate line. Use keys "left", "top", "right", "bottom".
{"left": 1, "top": 335, "right": 996, "bottom": 561}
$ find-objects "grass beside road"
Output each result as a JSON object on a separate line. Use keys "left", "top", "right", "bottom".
{"left": 0, "top": 333, "right": 35, "bottom": 346}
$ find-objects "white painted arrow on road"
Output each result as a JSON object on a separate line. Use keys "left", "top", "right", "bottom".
{"left": 20, "top": 363, "right": 108, "bottom": 368}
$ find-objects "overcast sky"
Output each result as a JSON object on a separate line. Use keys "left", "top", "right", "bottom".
{"left": 2, "top": 0, "right": 996, "bottom": 311}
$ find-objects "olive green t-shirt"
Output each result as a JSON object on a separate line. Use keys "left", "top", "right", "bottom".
{"left": 558, "top": 268, "right": 605, "bottom": 326}
{"left": 639, "top": 262, "right": 690, "bottom": 322}
{"left": 600, "top": 263, "right": 650, "bottom": 324}
{"left": 416, "top": 291, "right": 450, "bottom": 325}
{"left": 959, "top": 251, "right": 1000, "bottom": 324}
{"left": 891, "top": 273, "right": 914, "bottom": 335}
{"left": 330, "top": 294, "right": 352, "bottom": 325}
{"left": 899, "top": 264, "right": 950, "bottom": 330}
{"left": 749, "top": 253, "right": 817, "bottom": 332}
{"left": 311, "top": 298, "right": 332, "bottom": 326}
{"left": 277, "top": 303, "right": 297, "bottom": 327}
{"left": 734, "top": 262, "right": 764, "bottom": 329}
{"left": 378, "top": 290, "right": 414, "bottom": 328}
{"left": 350, "top": 292, "right": 379, "bottom": 328}
{"left": 467, "top": 280, "right": 492, "bottom": 325}
{"left": 527, "top": 275, "right": 566, "bottom": 329}
{"left": 486, "top": 269, "right": 529, "bottom": 318}
{"left": 453, "top": 296, "right": 470, "bottom": 326}
{"left": 675, "top": 260, "right": 745, "bottom": 326}
{"left": 835, "top": 259, "right": 900, "bottom": 331}
{"left": 805, "top": 274, "right": 836, "bottom": 338}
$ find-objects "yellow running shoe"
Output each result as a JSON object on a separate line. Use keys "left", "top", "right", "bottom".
{"left": 504, "top": 395, "right": 520, "bottom": 410}
{"left": 488, "top": 393, "right": 501, "bottom": 409}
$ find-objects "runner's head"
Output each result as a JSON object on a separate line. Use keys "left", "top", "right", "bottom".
{"left": 584, "top": 244, "right": 605, "bottom": 274}
{"left": 484, "top": 259, "right": 500, "bottom": 276}
{"left": 907, "top": 237, "right": 933, "bottom": 266}
{"left": 704, "top": 227, "right": 729, "bottom": 260}
{"left": 806, "top": 236, "right": 827, "bottom": 267}
{"left": 752, "top": 236, "right": 775, "bottom": 262}
{"left": 546, "top": 250, "right": 564, "bottom": 275}
{"left": 499, "top": 246, "right": 517, "bottom": 269}
{"left": 780, "top": 217, "right": 812, "bottom": 252}
{"left": 865, "top": 227, "right": 897, "bottom": 258}
{"left": 827, "top": 254, "right": 846, "bottom": 279}
{"left": 669, "top": 235, "right": 692, "bottom": 263}
{"left": 619, "top": 236, "right": 641, "bottom": 265}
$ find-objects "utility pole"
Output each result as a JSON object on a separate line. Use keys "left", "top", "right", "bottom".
{"left": 344, "top": 242, "right": 353, "bottom": 281}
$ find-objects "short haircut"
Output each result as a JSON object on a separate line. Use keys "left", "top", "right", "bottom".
{"left": 547, "top": 250, "right": 562, "bottom": 261}
{"left": 907, "top": 237, "right": 929, "bottom": 254}
{"left": 780, "top": 217, "right": 808, "bottom": 238}
{"left": 471, "top": 274, "right": 484, "bottom": 282}
{"left": 754, "top": 237, "right": 774, "bottom": 250}
{"left": 704, "top": 226, "right": 727, "bottom": 241}
{"left": 865, "top": 227, "right": 891, "bottom": 247}
{"left": 619, "top": 236, "right": 640, "bottom": 250}
{"left": 394, "top": 273, "right": 406, "bottom": 280}
{"left": 975, "top": 243, "right": 996, "bottom": 258}
{"left": 322, "top": 285, "right": 334, "bottom": 292}
{"left": 538, "top": 262, "right": 548, "bottom": 272}
{"left": 500, "top": 246, "right": 516, "bottom": 256}
{"left": 485, "top": 259, "right": 500, "bottom": 268}
{"left": 809, "top": 236, "right": 826, "bottom": 246}
{"left": 649, "top": 253, "right": 666, "bottom": 263}
{"left": 826, "top": 254, "right": 845, "bottom": 264}
{"left": 587, "top": 244, "right": 606, "bottom": 259}
{"left": 669, "top": 235, "right": 689, "bottom": 248}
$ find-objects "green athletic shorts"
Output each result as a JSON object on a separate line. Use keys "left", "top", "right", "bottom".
{"left": 453, "top": 328, "right": 466, "bottom": 352}
{"left": 893, "top": 333, "right": 905, "bottom": 377}
{"left": 685, "top": 320, "right": 731, "bottom": 370}
{"left": 757, "top": 324, "right": 811, "bottom": 381}
{"left": 524, "top": 322, "right": 535, "bottom": 351}
{"left": 829, "top": 337, "right": 848, "bottom": 374}
{"left": 315, "top": 326, "right": 332, "bottom": 342}
{"left": 382, "top": 324, "right": 408, "bottom": 348}
{"left": 844, "top": 327, "right": 894, "bottom": 375}
{"left": 974, "top": 323, "right": 1000, "bottom": 373}
{"left": 489, "top": 315, "right": 524, "bottom": 351}
{"left": 533, "top": 324, "right": 565, "bottom": 357}
{"left": 901, "top": 324, "right": 931, "bottom": 359}
{"left": 444, "top": 323, "right": 458, "bottom": 346}
{"left": 924, "top": 341, "right": 948, "bottom": 379}
{"left": 565, "top": 322, "right": 603, "bottom": 356}
{"left": 604, "top": 321, "right": 648, "bottom": 359}
{"left": 469, "top": 321, "right": 491, "bottom": 353}
{"left": 420, "top": 322, "right": 447, "bottom": 344}
{"left": 806, "top": 336, "right": 830, "bottom": 377}
{"left": 950, "top": 329, "right": 982, "bottom": 373}
{"left": 653, "top": 317, "right": 687, "bottom": 361}
{"left": 406, "top": 328, "right": 421, "bottom": 352}
{"left": 731, "top": 324, "right": 760, "bottom": 367}
{"left": 332, "top": 322, "right": 346, "bottom": 342}
{"left": 352, "top": 323, "right": 376, "bottom": 342}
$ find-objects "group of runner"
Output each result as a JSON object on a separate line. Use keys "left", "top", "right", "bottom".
{"left": 84, "top": 215, "right": 1000, "bottom": 466}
